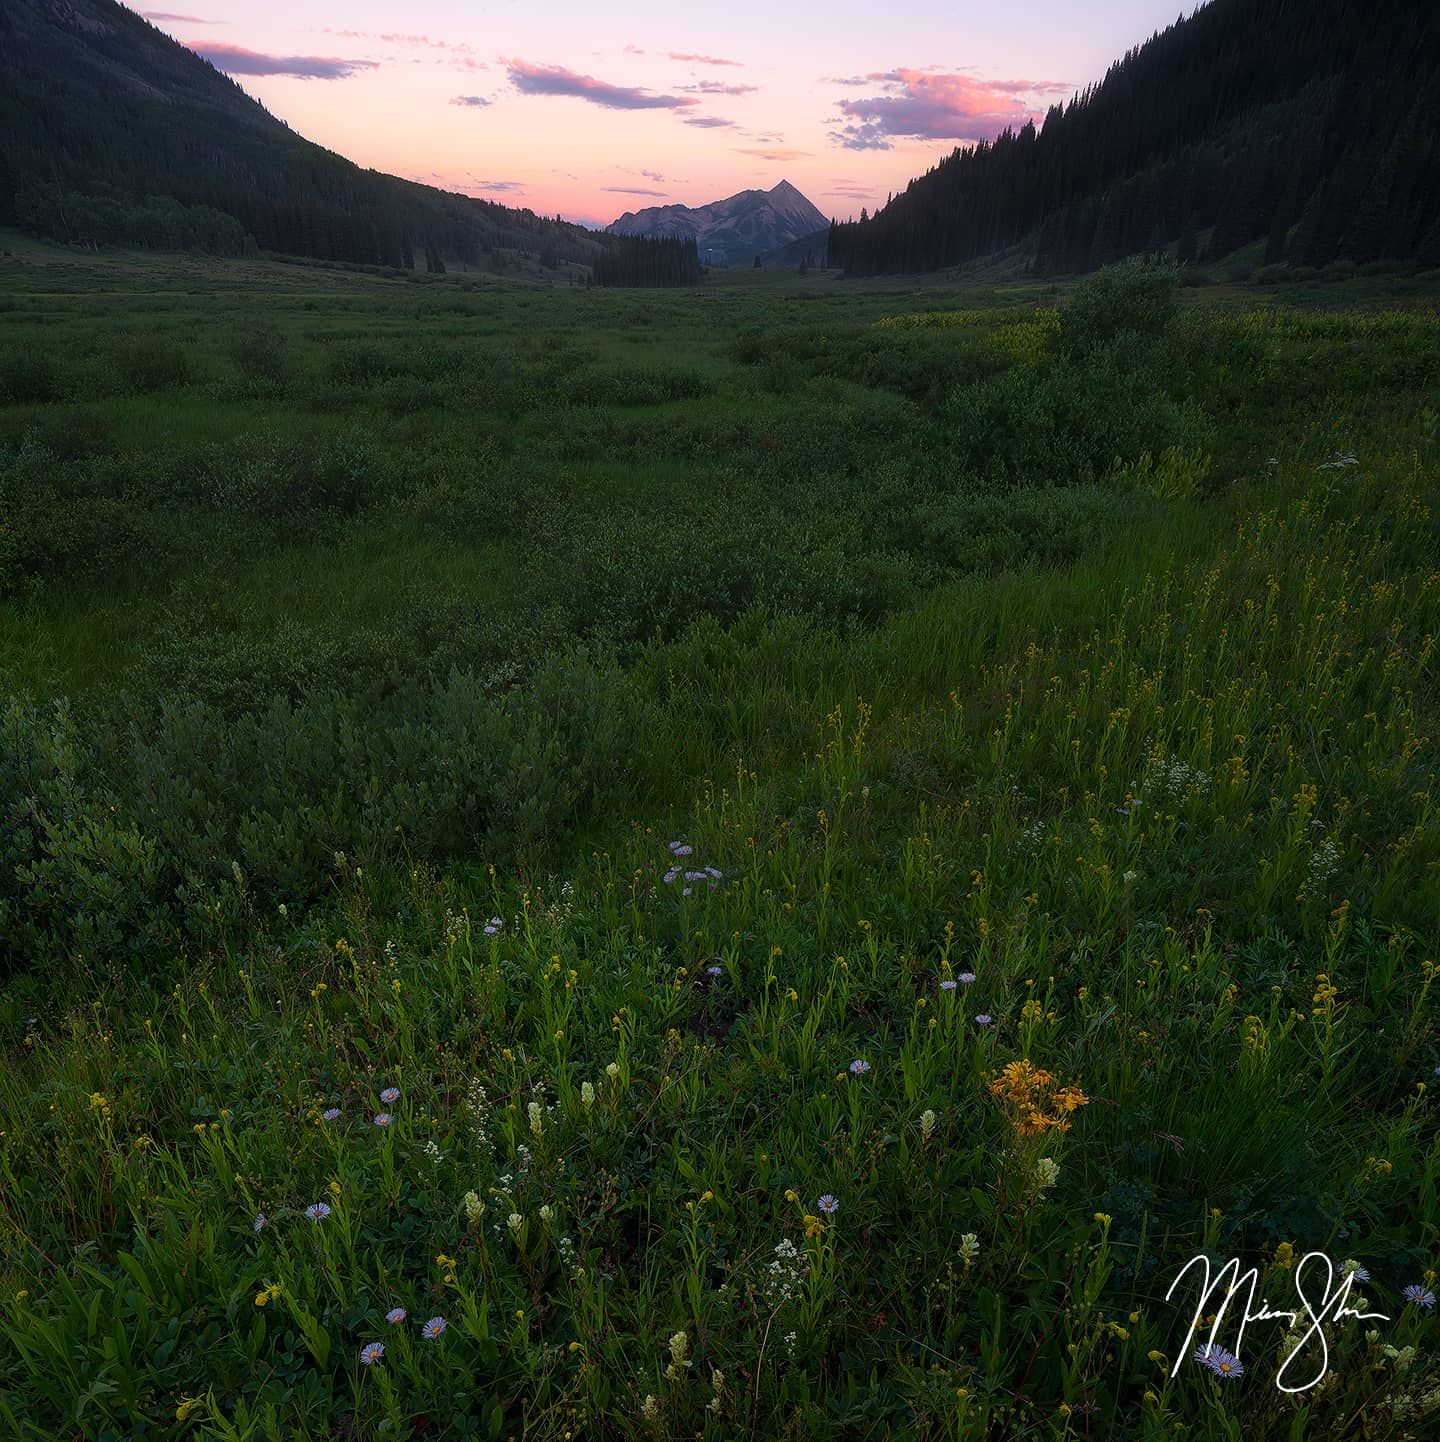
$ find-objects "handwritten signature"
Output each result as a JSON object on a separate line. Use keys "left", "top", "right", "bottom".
{"left": 1166, "top": 1252, "right": 1391, "bottom": 1392}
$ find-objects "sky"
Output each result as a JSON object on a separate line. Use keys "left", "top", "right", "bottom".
{"left": 139, "top": 2, "right": 1194, "bottom": 229}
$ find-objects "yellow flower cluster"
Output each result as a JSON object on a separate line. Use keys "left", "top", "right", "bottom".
{"left": 988, "top": 1060, "right": 1090, "bottom": 1136}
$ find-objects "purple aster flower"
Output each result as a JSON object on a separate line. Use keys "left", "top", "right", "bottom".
{"left": 849, "top": 1059, "right": 870, "bottom": 1075}
{"left": 304, "top": 1202, "right": 331, "bottom": 1223}
{"left": 817, "top": 1195, "right": 839, "bottom": 1214}
{"left": 704, "top": 867, "right": 723, "bottom": 880}
{"left": 958, "top": 972, "right": 976, "bottom": 984}
{"left": 385, "top": 1307, "right": 407, "bottom": 1324}
{"left": 360, "top": 1342, "right": 384, "bottom": 1366}
{"left": 322, "top": 1108, "right": 341, "bottom": 1122}
{"left": 975, "top": 1014, "right": 993, "bottom": 1026}
{"left": 483, "top": 917, "right": 504, "bottom": 936}
{"left": 1403, "top": 1285, "right": 1436, "bottom": 1308}
{"left": 373, "top": 1112, "right": 393, "bottom": 1127}
{"left": 668, "top": 842, "right": 693, "bottom": 856}
{"left": 663, "top": 868, "right": 681, "bottom": 885}
{"left": 682, "top": 887, "right": 692, "bottom": 896}
{"left": 706, "top": 965, "right": 723, "bottom": 976}
{"left": 939, "top": 979, "right": 958, "bottom": 991}
{"left": 422, "top": 1315, "right": 448, "bottom": 1339}
{"left": 1194, "top": 1344, "right": 1243, "bottom": 1378}
{"left": 253, "top": 1211, "right": 268, "bottom": 1232}
{"left": 380, "top": 1087, "right": 399, "bottom": 1104}
{"left": 685, "top": 870, "right": 707, "bottom": 883}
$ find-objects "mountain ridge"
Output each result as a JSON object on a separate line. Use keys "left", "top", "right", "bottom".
{"left": 828, "top": 0, "right": 1440, "bottom": 277}
{"left": 0, "top": 0, "right": 604, "bottom": 271}
{"left": 608, "top": 180, "right": 827, "bottom": 266}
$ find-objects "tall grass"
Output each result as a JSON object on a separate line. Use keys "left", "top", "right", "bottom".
{"left": 0, "top": 247, "right": 1437, "bottom": 1439}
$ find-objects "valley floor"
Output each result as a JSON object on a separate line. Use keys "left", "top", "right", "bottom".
{"left": 0, "top": 242, "right": 1437, "bottom": 1440}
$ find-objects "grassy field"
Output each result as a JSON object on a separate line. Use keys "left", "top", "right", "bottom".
{"left": 1, "top": 234, "right": 1438, "bottom": 1440}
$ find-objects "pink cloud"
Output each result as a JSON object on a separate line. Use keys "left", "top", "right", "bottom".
{"left": 324, "top": 29, "right": 480, "bottom": 57}
{"left": 684, "top": 116, "right": 737, "bottom": 129}
{"left": 190, "top": 43, "right": 377, "bottom": 81}
{"left": 507, "top": 60, "right": 698, "bottom": 110}
{"left": 829, "top": 68, "right": 1069, "bottom": 150}
{"left": 666, "top": 52, "right": 742, "bottom": 67}
{"left": 736, "top": 147, "right": 811, "bottom": 160}
{"left": 603, "top": 186, "right": 668, "bottom": 196}
{"left": 144, "top": 11, "right": 216, "bottom": 22}
{"left": 679, "top": 81, "right": 758, "bottom": 96}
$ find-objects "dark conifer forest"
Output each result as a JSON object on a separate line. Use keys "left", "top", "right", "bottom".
{"left": 828, "top": 0, "right": 1440, "bottom": 276}
{"left": 591, "top": 236, "right": 703, "bottom": 288}
{"left": 0, "top": 0, "right": 607, "bottom": 273}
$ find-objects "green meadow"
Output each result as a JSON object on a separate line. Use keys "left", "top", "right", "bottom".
{"left": 1, "top": 235, "right": 1438, "bottom": 1440}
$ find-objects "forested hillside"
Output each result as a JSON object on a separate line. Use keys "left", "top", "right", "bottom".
{"left": 828, "top": 0, "right": 1440, "bottom": 276}
{"left": 0, "top": 0, "right": 601, "bottom": 271}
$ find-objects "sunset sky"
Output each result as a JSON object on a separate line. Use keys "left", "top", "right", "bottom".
{"left": 140, "top": 2, "right": 1191, "bottom": 228}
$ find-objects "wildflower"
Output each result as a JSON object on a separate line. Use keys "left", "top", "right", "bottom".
{"left": 958, "top": 972, "right": 976, "bottom": 984}
{"left": 484, "top": 917, "right": 504, "bottom": 936}
{"left": 670, "top": 1331, "right": 689, "bottom": 1364}
{"left": 360, "top": 1342, "right": 384, "bottom": 1366}
{"left": 668, "top": 841, "right": 693, "bottom": 856}
{"left": 642, "top": 1394, "right": 659, "bottom": 1420}
{"left": 939, "top": 979, "right": 958, "bottom": 991}
{"left": 580, "top": 1081, "right": 595, "bottom": 1108}
{"left": 385, "top": 1307, "right": 407, "bottom": 1324}
{"left": 1033, "top": 1157, "right": 1060, "bottom": 1192}
{"left": 464, "top": 1190, "right": 486, "bottom": 1223}
{"left": 1275, "top": 1242, "right": 1295, "bottom": 1270}
{"left": 606, "top": 1062, "right": 620, "bottom": 1079}
{"left": 322, "top": 1108, "right": 341, "bottom": 1122}
{"left": 921, "top": 1108, "right": 937, "bottom": 1141}
{"left": 508, "top": 1212, "right": 524, "bottom": 1234}
{"left": 539, "top": 1204, "right": 553, "bottom": 1224}
{"left": 1402, "top": 1285, "right": 1435, "bottom": 1309}
{"left": 253, "top": 1211, "right": 268, "bottom": 1232}
{"left": 1341, "top": 1260, "right": 1370, "bottom": 1282}
{"left": 959, "top": 1233, "right": 980, "bottom": 1265}
{"left": 373, "top": 1113, "right": 393, "bottom": 1127}
{"left": 707, "top": 964, "right": 723, "bottom": 976}
{"left": 663, "top": 867, "right": 681, "bottom": 884}
{"left": 305, "top": 1202, "right": 331, "bottom": 1223}
{"left": 709, "top": 1369, "right": 725, "bottom": 1413}
{"left": 380, "top": 1088, "right": 400, "bottom": 1103}
{"left": 528, "top": 1100, "right": 544, "bottom": 1138}
{"left": 849, "top": 1059, "right": 871, "bottom": 1075}
{"left": 1194, "top": 1344, "right": 1243, "bottom": 1378}
{"left": 818, "top": 1194, "right": 839, "bottom": 1214}
{"left": 422, "top": 1316, "right": 448, "bottom": 1339}
{"left": 176, "top": 1395, "right": 204, "bottom": 1422}
{"left": 975, "top": 1014, "right": 993, "bottom": 1026}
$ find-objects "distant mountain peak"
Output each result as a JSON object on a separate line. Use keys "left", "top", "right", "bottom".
{"left": 607, "top": 180, "right": 827, "bottom": 265}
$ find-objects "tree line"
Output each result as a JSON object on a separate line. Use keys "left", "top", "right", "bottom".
{"left": 827, "top": 0, "right": 1440, "bottom": 277}
{"left": 15, "top": 185, "right": 255, "bottom": 256}
{"left": 592, "top": 236, "right": 702, "bottom": 288}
